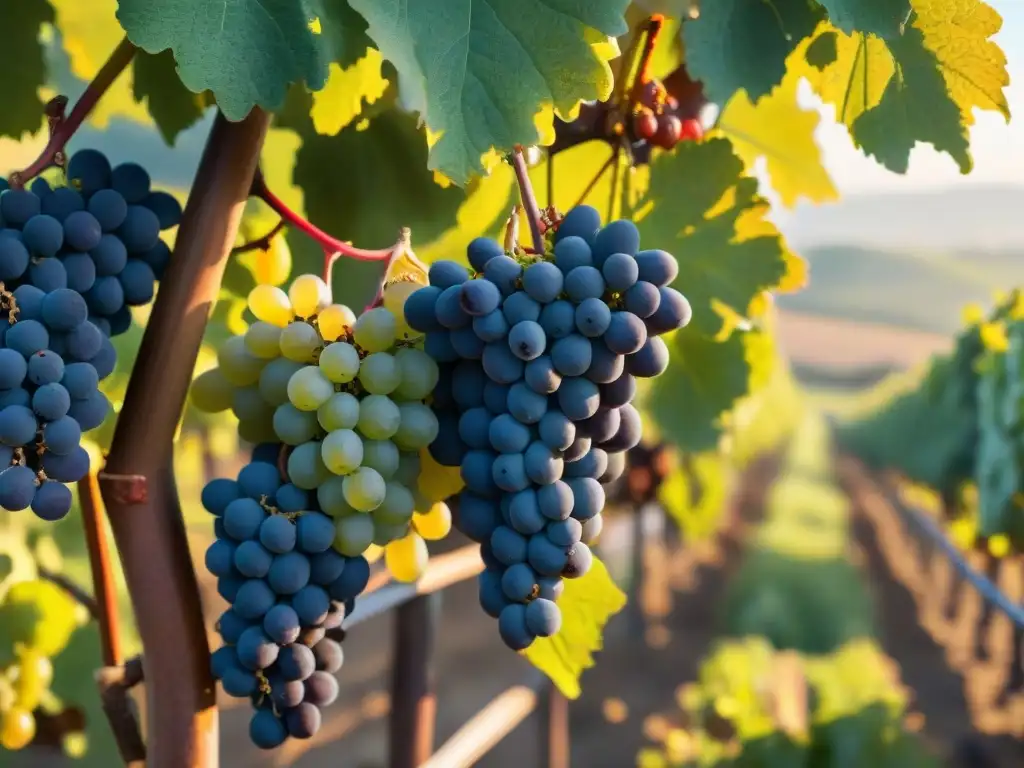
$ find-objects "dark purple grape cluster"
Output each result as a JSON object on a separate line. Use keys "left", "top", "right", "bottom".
{"left": 205, "top": 444, "right": 370, "bottom": 750}
{"left": 0, "top": 149, "right": 180, "bottom": 521}
{"left": 406, "top": 204, "right": 690, "bottom": 650}
{"left": 0, "top": 148, "right": 181, "bottom": 337}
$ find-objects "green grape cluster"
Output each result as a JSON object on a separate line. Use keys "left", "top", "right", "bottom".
{"left": 190, "top": 275, "right": 441, "bottom": 561}
{"left": 0, "top": 578, "right": 87, "bottom": 751}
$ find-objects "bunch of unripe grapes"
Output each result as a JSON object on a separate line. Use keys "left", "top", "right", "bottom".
{"left": 0, "top": 578, "right": 86, "bottom": 751}
{"left": 406, "top": 204, "right": 691, "bottom": 650}
{"left": 629, "top": 79, "right": 703, "bottom": 151}
{"left": 190, "top": 274, "right": 455, "bottom": 584}
{"left": 203, "top": 449, "right": 367, "bottom": 748}
{"left": 0, "top": 645, "right": 54, "bottom": 750}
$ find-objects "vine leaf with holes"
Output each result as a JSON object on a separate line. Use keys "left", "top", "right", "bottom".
{"left": 348, "top": 0, "right": 630, "bottom": 184}
{"left": 524, "top": 556, "right": 626, "bottom": 699}
{"left": 632, "top": 136, "right": 795, "bottom": 337}
{"left": 682, "top": 0, "right": 826, "bottom": 103}
{"left": 0, "top": 0, "right": 54, "bottom": 139}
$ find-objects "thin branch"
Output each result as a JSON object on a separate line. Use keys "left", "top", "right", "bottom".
{"left": 37, "top": 566, "right": 99, "bottom": 620}
{"left": 510, "top": 146, "right": 545, "bottom": 254}
{"left": 96, "top": 656, "right": 146, "bottom": 767}
{"left": 9, "top": 37, "right": 138, "bottom": 188}
{"left": 78, "top": 471, "right": 124, "bottom": 668}
{"left": 250, "top": 168, "right": 394, "bottom": 262}
{"left": 629, "top": 16, "right": 666, "bottom": 105}
{"left": 571, "top": 152, "right": 616, "bottom": 212}
{"left": 232, "top": 220, "right": 286, "bottom": 255}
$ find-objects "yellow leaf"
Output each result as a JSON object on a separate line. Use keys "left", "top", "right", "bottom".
{"left": 310, "top": 50, "right": 390, "bottom": 136}
{"left": 524, "top": 556, "right": 626, "bottom": 698}
{"left": 979, "top": 320, "right": 1008, "bottom": 352}
{"left": 961, "top": 302, "right": 985, "bottom": 326}
{"left": 912, "top": 0, "right": 1010, "bottom": 124}
{"left": 803, "top": 26, "right": 895, "bottom": 129}
{"left": 718, "top": 73, "right": 838, "bottom": 208}
{"left": 1, "top": 580, "right": 80, "bottom": 658}
{"left": 49, "top": 0, "right": 152, "bottom": 128}
{"left": 658, "top": 453, "right": 729, "bottom": 542}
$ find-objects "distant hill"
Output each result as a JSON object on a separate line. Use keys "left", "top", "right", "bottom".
{"left": 775, "top": 185, "right": 1024, "bottom": 253}
{"left": 776, "top": 244, "right": 1024, "bottom": 335}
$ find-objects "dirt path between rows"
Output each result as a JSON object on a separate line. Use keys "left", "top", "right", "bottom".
{"left": 839, "top": 456, "right": 1024, "bottom": 767}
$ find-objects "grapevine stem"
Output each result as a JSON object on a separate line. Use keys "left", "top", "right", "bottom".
{"left": 510, "top": 146, "right": 545, "bottom": 253}
{"left": 8, "top": 37, "right": 137, "bottom": 188}
{"left": 99, "top": 109, "right": 270, "bottom": 768}
{"left": 37, "top": 565, "right": 99, "bottom": 620}
{"left": 571, "top": 152, "right": 616, "bottom": 212}
{"left": 231, "top": 220, "right": 286, "bottom": 255}
{"left": 250, "top": 169, "right": 394, "bottom": 262}
{"left": 79, "top": 471, "right": 124, "bottom": 667}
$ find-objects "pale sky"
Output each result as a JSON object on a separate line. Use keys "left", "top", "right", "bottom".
{"left": 807, "top": 1, "right": 1023, "bottom": 194}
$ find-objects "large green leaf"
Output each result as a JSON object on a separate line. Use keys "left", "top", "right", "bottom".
{"left": 632, "top": 137, "right": 789, "bottom": 336}
{"left": 801, "top": 1, "right": 1008, "bottom": 175}
{"left": 283, "top": 97, "right": 467, "bottom": 309}
{"left": 851, "top": 25, "right": 970, "bottom": 174}
{"left": 132, "top": 50, "right": 209, "bottom": 144}
{"left": 0, "top": 0, "right": 53, "bottom": 139}
{"left": 348, "top": 0, "right": 629, "bottom": 184}
{"left": 646, "top": 328, "right": 767, "bottom": 452}
{"left": 682, "top": 0, "right": 824, "bottom": 103}
{"left": 816, "top": 0, "right": 911, "bottom": 39}
{"left": 115, "top": 0, "right": 364, "bottom": 120}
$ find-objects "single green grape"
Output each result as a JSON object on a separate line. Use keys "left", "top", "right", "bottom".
{"left": 279, "top": 320, "right": 322, "bottom": 363}
{"left": 244, "top": 321, "right": 284, "bottom": 359}
{"left": 342, "top": 466, "right": 387, "bottom": 512}
{"left": 317, "top": 391, "right": 360, "bottom": 431}
{"left": 333, "top": 515, "right": 375, "bottom": 556}
{"left": 357, "top": 395, "right": 401, "bottom": 440}
{"left": 393, "top": 347, "right": 439, "bottom": 401}
{"left": 319, "top": 342, "right": 361, "bottom": 384}
{"left": 321, "top": 429, "right": 364, "bottom": 475}
{"left": 354, "top": 307, "right": 397, "bottom": 353}
{"left": 358, "top": 352, "right": 401, "bottom": 395}
{"left": 287, "top": 365, "right": 334, "bottom": 411}
{"left": 393, "top": 402, "right": 440, "bottom": 450}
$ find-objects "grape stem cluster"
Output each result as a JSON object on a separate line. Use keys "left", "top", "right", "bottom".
{"left": 8, "top": 37, "right": 138, "bottom": 189}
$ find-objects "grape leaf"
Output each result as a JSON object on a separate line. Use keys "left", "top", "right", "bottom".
{"left": 802, "top": 26, "right": 894, "bottom": 128}
{"left": 816, "top": 0, "right": 911, "bottom": 39}
{"left": 115, "top": 0, "right": 360, "bottom": 120}
{"left": 133, "top": 50, "right": 210, "bottom": 144}
{"left": 524, "top": 555, "right": 626, "bottom": 698}
{"left": 682, "top": 0, "right": 825, "bottom": 103}
{"left": 850, "top": 26, "right": 970, "bottom": 174}
{"left": 285, "top": 98, "right": 466, "bottom": 309}
{"left": 913, "top": 0, "right": 1010, "bottom": 125}
{"left": 718, "top": 71, "right": 838, "bottom": 208}
{"left": 0, "top": 580, "right": 81, "bottom": 663}
{"left": 632, "top": 137, "right": 790, "bottom": 337}
{"left": 646, "top": 328, "right": 768, "bottom": 452}
{"left": 0, "top": 0, "right": 54, "bottom": 139}
{"left": 659, "top": 452, "right": 729, "bottom": 541}
{"left": 347, "top": 0, "right": 630, "bottom": 184}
